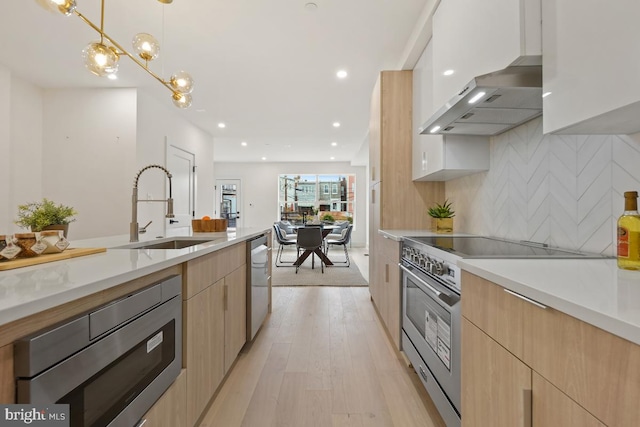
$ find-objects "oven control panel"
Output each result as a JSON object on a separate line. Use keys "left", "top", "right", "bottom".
{"left": 402, "top": 242, "right": 461, "bottom": 292}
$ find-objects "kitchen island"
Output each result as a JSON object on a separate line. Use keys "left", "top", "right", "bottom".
{"left": 0, "top": 227, "right": 271, "bottom": 426}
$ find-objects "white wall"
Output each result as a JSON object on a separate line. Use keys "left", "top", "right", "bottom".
{"left": 446, "top": 117, "right": 640, "bottom": 256}
{"left": 0, "top": 67, "right": 43, "bottom": 233}
{"left": 42, "top": 89, "right": 137, "bottom": 239}
{"left": 0, "top": 63, "right": 215, "bottom": 240}
{"left": 214, "top": 162, "right": 367, "bottom": 246}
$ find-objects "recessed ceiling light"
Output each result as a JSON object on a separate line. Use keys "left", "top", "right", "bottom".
{"left": 107, "top": 74, "right": 117, "bottom": 80}
{"left": 241, "top": 141, "right": 247, "bottom": 146}
{"left": 336, "top": 70, "right": 348, "bottom": 79}
{"left": 443, "top": 69, "right": 455, "bottom": 76}
{"left": 261, "top": 156, "right": 267, "bottom": 161}
{"left": 331, "top": 142, "right": 338, "bottom": 147}
{"left": 542, "top": 92, "right": 552, "bottom": 98}
{"left": 218, "top": 123, "right": 226, "bottom": 128}
{"left": 333, "top": 122, "right": 340, "bottom": 128}
{"left": 330, "top": 156, "right": 335, "bottom": 160}
{"left": 305, "top": 2, "right": 318, "bottom": 10}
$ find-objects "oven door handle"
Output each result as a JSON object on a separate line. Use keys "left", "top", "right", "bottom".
{"left": 400, "top": 264, "right": 459, "bottom": 307}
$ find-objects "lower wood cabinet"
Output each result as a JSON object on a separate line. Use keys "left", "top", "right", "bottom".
{"left": 223, "top": 266, "right": 246, "bottom": 373}
{"left": 184, "top": 279, "right": 225, "bottom": 426}
{"left": 0, "top": 344, "right": 13, "bottom": 403}
{"left": 369, "top": 234, "right": 401, "bottom": 349}
{"left": 141, "top": 369, "right": 187, "bottom": 427}
{"left": 462, "top": 272, "right": 639, "bottom": 427}
{"left": 183, "top": 242, "right": 247, "bottom": 426}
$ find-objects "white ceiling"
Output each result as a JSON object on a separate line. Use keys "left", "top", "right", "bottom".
{"left": 1, "top": 0, "right": 430, "bottom": 163}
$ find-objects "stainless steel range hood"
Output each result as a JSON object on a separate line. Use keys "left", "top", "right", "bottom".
{"left": 419, "top": 65, "right": 542, "bottom": 136}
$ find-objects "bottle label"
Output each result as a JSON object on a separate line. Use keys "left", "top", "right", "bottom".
{"left": 618, "top": 226, "right": 629, "bottom": 258}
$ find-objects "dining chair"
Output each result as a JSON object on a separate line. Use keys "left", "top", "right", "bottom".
{"left": 324, "top": 224, "right": 353, "bottom": 267}
{"left": 273, "top": 224, "right": 297, "bottom": 267}
{"left": 295, "top": 226, "right": 324, "bottom": 273}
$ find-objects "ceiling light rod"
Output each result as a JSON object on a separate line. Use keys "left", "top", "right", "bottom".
{"left": 43, "top": 0, "right": 194, "bottom": 108}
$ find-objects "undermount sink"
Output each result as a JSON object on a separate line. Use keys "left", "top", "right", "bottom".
{"left": 115, "top": 238, "right": 217, "bottom": 250}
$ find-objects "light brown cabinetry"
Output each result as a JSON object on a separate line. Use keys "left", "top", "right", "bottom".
{"left": 0, "top": 344, "right": 13, "bottom": 403}
{"left": 367, "top": 70, "right": 444, "bottom": 349}
{"left": 462, "top": 271, "right": 639, "bottom": 426}
{"left": 183, "top": 242, "right": 247, "bottom": 426}
{"left": 141, "top": 369, "right": 187, "bottom": 427}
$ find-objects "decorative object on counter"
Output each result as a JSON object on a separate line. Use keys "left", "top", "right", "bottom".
{"left": 14, "top": 233, "right": 39, "bottom": 258}
{"left": 15, "top": 198, "right": 77, "bottom": 238}
{"left": 617, "top": 191, "right": 640, "bottom": 270}
{"left": 38, "top": 0, "right": 195, "bottom": 109}
{"left": 0, "top": 235, "right": 5, "bottom": 261}
{"left": 0, "top": 235, "right": 21, "bottom": 260}
{"left": 192, "top": 218, "right": 227, "bottom": 232}
{"left": 428, "top": 199, "right": 455, "bottom": 234}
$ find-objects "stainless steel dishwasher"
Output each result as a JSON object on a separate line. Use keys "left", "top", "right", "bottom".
{"left": 247, "top": 234, "right": 270, "bottom": 340}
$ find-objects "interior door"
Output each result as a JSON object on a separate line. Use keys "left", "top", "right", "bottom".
{"left": 166, "top": 143, "right": 195, "bottom": 235}
{"left": 215, "top": 179, "right": 242, "bottom": 230}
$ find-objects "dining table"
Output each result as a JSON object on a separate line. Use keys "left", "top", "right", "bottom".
{"left": 292, "top": 225, "right": 339, "bottom": 267}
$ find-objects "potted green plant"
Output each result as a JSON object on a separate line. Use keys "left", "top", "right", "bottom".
{"left": 15, "top": 198, "right": 77, "bottom": 237}
{"left": 321, "top": 213, "right": 335, "bottom": 224}
{"left": 428, "top": 199, "right": 455, "bottom": 233}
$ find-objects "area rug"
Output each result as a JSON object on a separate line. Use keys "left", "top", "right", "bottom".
{"left": 272, "top": 247, "right": 368, "bottom": 287}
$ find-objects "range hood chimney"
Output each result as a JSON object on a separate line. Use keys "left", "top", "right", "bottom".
{"left": 419, "top": 64, "right": 542, "bottom": 136}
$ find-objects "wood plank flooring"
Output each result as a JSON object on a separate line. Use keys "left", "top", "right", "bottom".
{"left": 199, "top": 286, "right": 446, "bottom": 427}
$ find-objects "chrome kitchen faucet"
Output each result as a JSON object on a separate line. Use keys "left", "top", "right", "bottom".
{"left": 130, "top": 165, "right": 175, "bottom": 242}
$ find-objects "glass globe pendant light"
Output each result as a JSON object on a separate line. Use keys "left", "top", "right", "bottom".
{"left": 172, "top": 92, "right": 192, "bottom": 109}
{"left": 82, "top": 42, "right": 119, "bottom": 77}
{"left": 169, "top": 71, "right": 195, "bottom": 94}
{"left": 132, "top": 33, "right": 160, "bottom": 62}
{"left": 45, "top": 0, "right": 77, "bottom": 16}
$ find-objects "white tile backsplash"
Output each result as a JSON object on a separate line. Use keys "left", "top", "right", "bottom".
{"left": 445, "top": 117, "right": 640, "bottom": 255}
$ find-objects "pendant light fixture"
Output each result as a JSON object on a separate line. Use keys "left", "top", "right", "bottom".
{"left": 40, "top": 0, "right": 194, "bottom": 109}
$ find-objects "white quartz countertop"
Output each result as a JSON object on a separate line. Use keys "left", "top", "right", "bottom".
{"left": 379, "top": 229, "right": 640, "bottom": 346}
{"left": 0, "top": 227, "right": 269, "bottom": 326}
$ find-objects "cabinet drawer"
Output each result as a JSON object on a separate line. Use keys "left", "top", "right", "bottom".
{"left": 527, "top": 302, "right": 640, "bottom": 427}
{"left": 184, "top": 243, "right": 246, "bottom": 299}
{"left": 461, "top": 272, "right": 527, "bottom": 360}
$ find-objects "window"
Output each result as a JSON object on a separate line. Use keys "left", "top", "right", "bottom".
{"left": 278, "top": 174, "right": 356, "bottom": 225}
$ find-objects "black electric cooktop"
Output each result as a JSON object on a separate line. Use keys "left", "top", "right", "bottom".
{"left": 405, "top": 236, "right": 610, "bottom": 259}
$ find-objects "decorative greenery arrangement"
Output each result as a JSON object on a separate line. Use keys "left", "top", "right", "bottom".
{"left": 15, "top": 198, "right": 77, "bottom": 231}
{"left": 321, "top": 213, "right": 335, "bottom": 223}
{"left": 428, "top": 200, "right": 455, "bottom": 219}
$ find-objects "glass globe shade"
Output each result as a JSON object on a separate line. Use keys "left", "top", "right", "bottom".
{"left": 81, "top": 43, "right": 119, "bottom": 77}
{"left": 170, "top": 71, "right": 194, "bottom": 94}
{"left": 44, "top": 0, "right": 76, "bottom": 16}
{"left": 172, "top": 92, "right": 193, "bottom": 109}
{"left": 132, "top": 33, "right": 160, "bottom": 61}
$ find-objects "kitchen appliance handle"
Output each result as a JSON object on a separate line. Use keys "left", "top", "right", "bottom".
{"left": 399, "top": 264, "right": 459, "bottom": 307}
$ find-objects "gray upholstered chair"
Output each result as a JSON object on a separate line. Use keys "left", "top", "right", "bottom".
{"left": 295, "top": 226, "right": 324, "bottom": 273}
{"left": 324, "top": 224, "right": 353, "bottom": 267}
{"left": 273, "top": 224, "right": 297, "bottom": 267}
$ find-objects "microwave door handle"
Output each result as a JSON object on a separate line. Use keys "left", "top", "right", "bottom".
{"left": 399, "top": 264, "right": 459, "bottom": 307}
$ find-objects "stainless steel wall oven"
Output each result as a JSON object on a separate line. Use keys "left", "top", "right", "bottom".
{"left": 401, "top": 241, "right": 461, "bottom": 427}
{"left": 14, "top": 274, "right": 182, "bottom": 427}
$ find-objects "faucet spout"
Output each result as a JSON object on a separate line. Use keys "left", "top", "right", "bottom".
{"left": 130, "top": 164, "right": 174, "bottom": 242}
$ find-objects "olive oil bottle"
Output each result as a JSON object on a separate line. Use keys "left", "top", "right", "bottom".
{"left": 617, "top": 191, "right": 640, "bottom": 270}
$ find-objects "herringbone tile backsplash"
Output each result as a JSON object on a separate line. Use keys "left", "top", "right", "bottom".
{"left": 446, "top": 117, "right": 640, "bottom": 256}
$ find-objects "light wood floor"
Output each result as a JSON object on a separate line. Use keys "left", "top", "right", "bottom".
{"left": 199, "top": 286, "right": 446, "bottom": 427}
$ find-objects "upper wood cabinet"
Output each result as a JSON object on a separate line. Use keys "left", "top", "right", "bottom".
{"left": 542, "top": 0, "right": 640, "bottom": 134}
{"left": 368, "top": 70, "right": 443, "bottom": 347}
{"left": 431, "top": 0, "right": 541, "bottom": 109}
{"left": 412, "top": 41, "right": 490, "bottom": 181}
